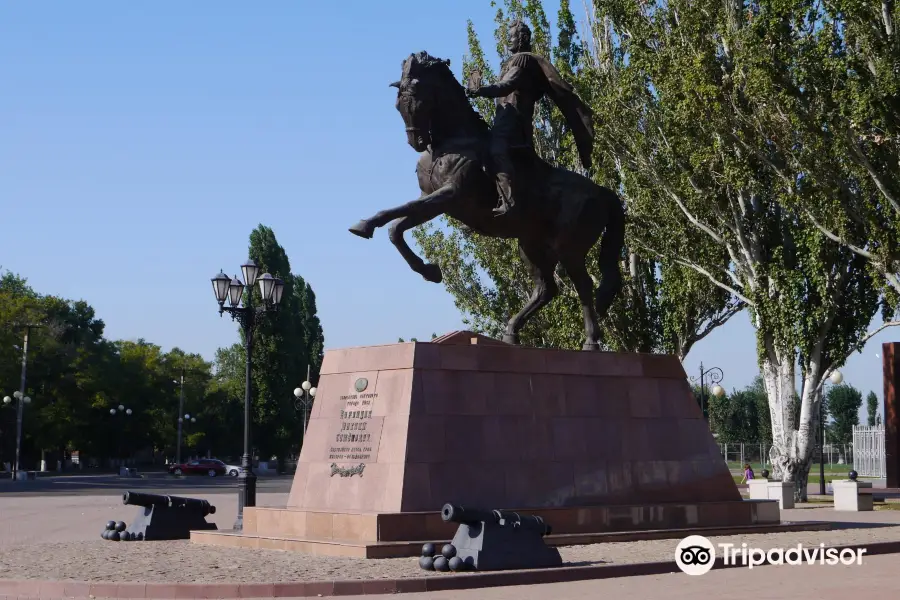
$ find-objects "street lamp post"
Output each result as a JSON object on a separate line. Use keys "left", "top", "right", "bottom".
{"left": 178, "top": 414, "right": 197, "bottom": 459}
{"left": 2, "top": 392, "right": 31, "bottom": 478}
{"left": 293, "top": 379, "right": 317, "bottom": 444}
{"left": 176, "top": 370, "right": 185, "bottom": 466}
{"left": 210, "top": 260, "right": 284, "bottom": 531}
{"left": 690, "top": 363, "right": 725, "bottom": 420}
{"left": 109, "top": 405, "right": 133, "bottom": 468}
{"left": 9, "top": 324, "right": 38, "bottom": 480}
{"left": 820, "top": 369, "right": 843, "bottom": 496}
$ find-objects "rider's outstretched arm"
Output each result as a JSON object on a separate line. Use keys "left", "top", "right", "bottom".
{"left": 475, "top": 65, "right": 527, "bottom": 98}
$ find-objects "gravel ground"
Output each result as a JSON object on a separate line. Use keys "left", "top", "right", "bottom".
{"left": 1, "top": 523, "right": 899, "bottom": 583}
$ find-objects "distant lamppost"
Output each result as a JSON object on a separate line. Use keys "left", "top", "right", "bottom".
{"left": 820, "top": 370, "right": 843, "bottom": 496}
{"left": 210, "top": 260, "right": 284, "bottom": 531}
{"left": 293, "top": 381, "right": 317, "bottom": 442}
{"left": 2, "top": 392, "right": 31, "bottom": 478}
{"left": 7, "top": 324, "right": 38, "bottom": 480}
{"left": 109, "top": 405, "right": 133, "bottom": 466}
{"left": 690, "top": 363, "right": 725, "bottom": 420}
{"left": 178, "top": 414, "right": 198, "bottom": 459}
{"left": 176, "top": 370, "right": 186, "bottom": 466}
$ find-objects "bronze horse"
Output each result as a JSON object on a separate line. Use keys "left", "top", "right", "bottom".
{"left": 349, "top": 52, "right": 625, "bottom": 350}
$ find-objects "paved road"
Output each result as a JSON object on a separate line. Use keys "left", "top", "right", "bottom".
{"left": 0, "top": 472, "right": 293, "bottom": 497}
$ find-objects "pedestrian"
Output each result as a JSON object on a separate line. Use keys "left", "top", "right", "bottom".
{"left": 741, "top": 463, "right": 755, "bottom": 483}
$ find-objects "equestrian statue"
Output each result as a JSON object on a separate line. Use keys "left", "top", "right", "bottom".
{"left": 349, "top": 20, "right": 625, "bottom": 350}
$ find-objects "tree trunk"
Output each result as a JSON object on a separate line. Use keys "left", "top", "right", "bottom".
{"left": 762, "top": 345, "right": 804, "bottom": 500}
{"left": 763, "top": 343, "right": 825, "bottom": 502}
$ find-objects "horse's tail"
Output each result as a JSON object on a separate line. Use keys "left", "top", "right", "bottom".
{"left": 594, "top": 191, "right": 625, "bottom": 319}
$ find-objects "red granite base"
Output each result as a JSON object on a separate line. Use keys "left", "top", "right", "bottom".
{"left": 194, "top": 333, "right": 753, "bottom": 557}
{"left": 191, "top": 498, "right": 781, "bottom": 557}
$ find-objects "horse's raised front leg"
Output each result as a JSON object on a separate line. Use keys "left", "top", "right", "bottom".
{"left": 349, "top": 185, "right": 455, "bottom": 240}
{"left": 352, "top": 185, "right": 456, "bottom": 282}
{"left": 387, "top": 212, "right": 444, "bottom": 283}
{"left": 502, "top": 243, "right": 558, "bottom": 345}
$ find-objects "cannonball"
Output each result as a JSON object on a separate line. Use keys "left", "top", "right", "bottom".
{"left": 433, "top": 556, "right": 450, "bottom": 572}
{"left": 448, "top": 556, "right": 464, "bottom": 571}
{"left": 441, "top": 543, "right": 457, "bottom": 559}
{"left": 418, "top": 555, "right": 434, "bottom": 571}
{"left": 421, "top": 542, "right": 435, "bottom": 557}
{"left": 463, "top": 556, "right": 476, "bottom": 569}
{"left": 115, "top": 521, "right": 127, "bottom": 532}
{"left": 761, "top": 469, "right": 770, "bottom": 479}
{"left": 121, "top": 531, "right": 132, "bottom": 541}
{"left": 849, "top": 470, "right": 859, "bottom": 481}
{"left": 101, "top": 529, "right": 110, "bottom": 540}
{"left": 109, "top": 531, "right": 120, "bottom": 541}
{"left": 135, "top": 532, "right": 144, "bottom": 541}
{"left": 106, "top": 520, "right": 116, "bottom": 531}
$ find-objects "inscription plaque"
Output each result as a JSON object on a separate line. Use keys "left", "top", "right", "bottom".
{"left": 327, "top": 378, "right": 384, "bottom": 464}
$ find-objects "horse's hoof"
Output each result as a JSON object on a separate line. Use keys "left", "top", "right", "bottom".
{"left": 349, "top": 221, "right": 374, "bottom": 239}
{"left": 420, "top": 263, "right": 443, "bottom": 284}
{"left": 502, "top": 333, "right": 520, "bottom": 345}
{"left": 582, "top": 342, "right": 600, "bottom": 351}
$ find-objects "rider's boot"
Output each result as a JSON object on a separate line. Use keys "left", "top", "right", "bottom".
{"left": 493, "top": 173, "right": 517, "bottom": 217}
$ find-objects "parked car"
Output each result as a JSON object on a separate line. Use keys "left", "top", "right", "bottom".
{"left": 168, "top": 458, "right": 227, "bottom": 477}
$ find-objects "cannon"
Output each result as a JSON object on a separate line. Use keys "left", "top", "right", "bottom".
{"left": 123, "top": 492, "right": 216, "bottom": 516}
{"left": 119, "top": 491, "right": 217, "bottom": 540}
{"left": 438, "top": 503, "right": 561, "bottom": 571}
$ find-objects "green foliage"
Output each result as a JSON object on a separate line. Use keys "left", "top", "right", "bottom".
{"left": 826, "top": 383, "right": 863, "bottom": 446}
{"left": 0, "top": 246, "right": 325, "bottom": 470}
{"left": 707, "top": 376, "right": 772, "bottom": 444}
{"left": 866, "top": 390, "right": 879, "bottom": 426}
{"left": 242, "top": 225, "right": 326, "bottom": 459}
{"left": 0, "top": 268, "right": 232, "bottom": 468}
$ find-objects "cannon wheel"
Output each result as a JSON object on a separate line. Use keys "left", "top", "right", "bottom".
{"left": 173, "top": 467, "right": 183, "bottom": 476}
{"left": 207, "top": 469, "right": 217, "bottom": 477}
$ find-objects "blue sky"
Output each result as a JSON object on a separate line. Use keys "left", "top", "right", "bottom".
{"left": 0, "top": 1, "right": 893, "bottom": 413}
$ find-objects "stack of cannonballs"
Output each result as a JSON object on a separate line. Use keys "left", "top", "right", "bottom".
{"left": 418, "top": 542, "right": 472, "bottom": 572}
{"left": 101, "top": 520, "right": 143, "bottom": 541}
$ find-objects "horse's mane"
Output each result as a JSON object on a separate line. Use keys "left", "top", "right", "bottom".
{"left": 403, "top": 51, "right": 490, "bottom": 136}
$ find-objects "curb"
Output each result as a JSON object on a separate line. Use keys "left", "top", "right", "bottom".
{"left": 2, "top": 539, "right": 899, "bottom": 598}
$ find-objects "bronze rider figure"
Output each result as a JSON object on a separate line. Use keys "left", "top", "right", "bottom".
{"left": 466, "top": 20, "right": 595, "bottom": 217}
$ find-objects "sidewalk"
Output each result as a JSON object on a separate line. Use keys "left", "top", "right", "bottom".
{"left": 337, "top": 552, "right": 896, "bottom": 600}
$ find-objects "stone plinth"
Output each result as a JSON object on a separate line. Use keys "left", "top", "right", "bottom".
{"left": 193, "top": 331, "right": 776, "bottom": 556}
{"left": 833, "top": 480, "right": 873, "bottom": 511}
{"left": 747, "top": 479, "right": 769, "bottom": 500}
{"left": 765, "top": 482, "right": 794, "bottom": 509}
{"left": 747, "top": 479, "right": 794, "bottom": 509}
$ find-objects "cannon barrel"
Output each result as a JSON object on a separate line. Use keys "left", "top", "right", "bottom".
{"left": 441, "top": 504, "right": 494, "bottom": 525}
{"left": 441, "top": 504, "right": 551, "bottom": 535}
{"left": 122, "top": 492, "right": 216, "bottom": 516}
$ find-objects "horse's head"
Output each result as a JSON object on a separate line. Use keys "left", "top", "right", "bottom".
{"left": 390, "top": 52, "right": 452, "bottom": 152}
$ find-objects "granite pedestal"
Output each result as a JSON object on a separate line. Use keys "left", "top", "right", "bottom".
{"left": 833, "top": 480, "right": 874, "bottom": 511}
{"left": 192, "top": 331, "right": 779, "bottom": 557}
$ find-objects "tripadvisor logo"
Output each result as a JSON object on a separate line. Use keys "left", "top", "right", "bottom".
{"left": 675, "top": 535, "right": 715, "bottom": 575}
{"left": 675, "top": 535, "right": 867, "bottom": 574}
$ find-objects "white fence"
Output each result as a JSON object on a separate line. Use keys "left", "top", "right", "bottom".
{"left": 852, "top": 425, "right": 886, "bottom": 478}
